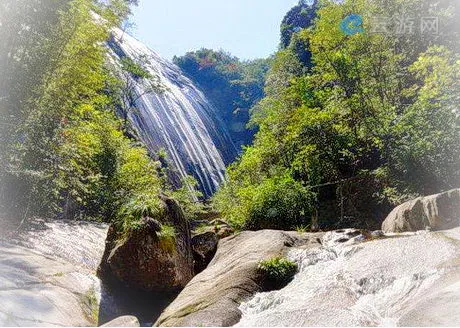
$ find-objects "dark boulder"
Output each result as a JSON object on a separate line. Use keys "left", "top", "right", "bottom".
{"left": 97, "top": 196, "right": 194, "bottom": 292}
{"left": 191, "top": 231, "right": 218, "bottom": 274}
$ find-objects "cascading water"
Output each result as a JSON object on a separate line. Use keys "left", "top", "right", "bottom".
{"left": 107, "top": 29, "right": 238, "bottom": 197}
{"left": 236, "top": 228, "right": 460, "bottom": 327}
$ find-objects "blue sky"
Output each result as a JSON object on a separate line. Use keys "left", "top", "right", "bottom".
{"left": 130, "top": 0, "right": 299, "bottom": 60}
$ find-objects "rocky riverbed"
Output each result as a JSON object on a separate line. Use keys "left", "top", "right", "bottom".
{"left": 1, "top": 189, "right": 459, "bottom": 327}
{"left": 153, "top": 227, "right": 460, "bottom": 327}
{"left": 237, "top": 228, "right": 460, "bottom": 326}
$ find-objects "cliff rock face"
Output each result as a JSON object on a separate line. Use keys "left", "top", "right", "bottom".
{"left": 382, "top": 189, "right": 460, "bottom": 233}
{"left": 97, "top": 197, "right": 194, "bottom": 292}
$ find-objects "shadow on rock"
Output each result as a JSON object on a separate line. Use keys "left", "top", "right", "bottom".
{"left": 98, "top": 281, "right": 179, "bottom": 326}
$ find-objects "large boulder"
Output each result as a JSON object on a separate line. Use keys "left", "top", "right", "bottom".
{"left": 97, "top": 196, "right": 194, "bottom": 292}
{"left": 154, "top": 230, "right": 322, "bottom": 327}
{"left": 382, "top": 189, "right": 460, "bottom": 233}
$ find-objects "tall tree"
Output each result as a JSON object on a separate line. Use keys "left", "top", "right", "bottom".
{"left": 0, "top": 0, "right": 172, "bottom": 235}
{"left": 214, "top": 0, "right": 460, "bottom": 231}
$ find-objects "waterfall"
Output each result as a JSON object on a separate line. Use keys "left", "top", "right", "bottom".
{"left": 236, "top": 228, "right": 460, "bottom": 326}
{"left": 107, "top": 29, "right": 238, "bottom": 197}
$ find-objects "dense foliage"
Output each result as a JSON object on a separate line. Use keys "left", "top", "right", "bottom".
{"left": 173, "top": 49, "right": 270, "bottom": 148}
{"left": 2, "top": 0, "right": 459, "bottom": 237}
{"left": 0, "top": 0, "right": 195, "bottom": 235}
{"left": 280, "top": 0, "right": 318, "bottom": 49}
{"left": 214, "top": 0, "right": 460, "bottom": 231}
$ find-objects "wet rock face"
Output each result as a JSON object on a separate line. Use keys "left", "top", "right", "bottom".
{"left": 108, "top": 29, "right": 238, "bottom": 198}
{"left": 0, "top": 219, "right": 108, "bottom": 327}
{"left": 97, "top": 197, "right": 194, "bottom": 293}
{"left": 382, "top": 189, "right": 460, "bottom": 233}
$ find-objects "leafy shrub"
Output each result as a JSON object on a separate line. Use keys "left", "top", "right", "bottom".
{"left": 117, "top": 193, "right": 165, "bottom": 235}
{"left": 295, "top": 224, "right": 311, "bottom": 233}
{"left": 214, "top": 172, "right": 314, "bottom": 230}
{"left": 244, "top": 176, "right": 314, "bottom": 230}
{"left": 258, "top": 256, "right": 298, "bottom": 286}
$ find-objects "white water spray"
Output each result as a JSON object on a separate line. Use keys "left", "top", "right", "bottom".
{"left": 237, "top": 229, "right": 460, "bottom": 327}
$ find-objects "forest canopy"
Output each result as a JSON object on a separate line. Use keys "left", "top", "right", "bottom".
{"left": 213, "top": 0, "right": 460, "bottom": 231}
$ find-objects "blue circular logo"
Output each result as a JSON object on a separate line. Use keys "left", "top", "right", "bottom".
{"left": 340, "top": 14, "right": 364, "bottom": 36}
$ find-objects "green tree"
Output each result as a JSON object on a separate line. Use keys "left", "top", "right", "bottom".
{"left": 214, "top": 0, "right": 460, "bottom": 230}
{"left": 1, "top": 0, "right": 171, "bottom": 234}
{"left": 280, "top": 0, "right": 318, "bottom": 49}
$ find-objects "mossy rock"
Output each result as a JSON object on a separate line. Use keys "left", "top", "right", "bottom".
{"left": 97, "top": 196, "right": 194, "bottom": 292}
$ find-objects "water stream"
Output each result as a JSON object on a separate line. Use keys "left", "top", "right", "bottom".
{"left": 237, "top": 228, "right": 460, "bottom": 327}
{"left": 0, "top": 218, "right": 179, "bottom": 326}
{"left": 12, "top": 219, "right": 108, "bottom": 271}
{"left": 2, "top": 220, "right": 460, "bottom": 326}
